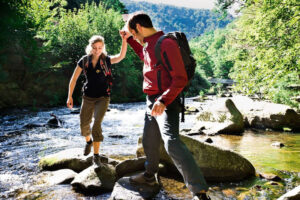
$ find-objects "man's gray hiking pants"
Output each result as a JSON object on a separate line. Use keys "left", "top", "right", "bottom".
{"left": 143, "top": 95, "right": 208, "bottom": 194}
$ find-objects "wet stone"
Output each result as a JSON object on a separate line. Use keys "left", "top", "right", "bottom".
{"left": 115, "top": 157, "right": 146, "bottom": 178}
{"left": 110, "top": 177, "right": 160, "bottom": 200}
{"left": 36, "top": 169, "right": 77, "bottom": 186}
{"left": 204, "top": 137, "right": 213, "bottom": 143}
{"left": 277, "top": 185, "right": 300, "bottom": 200}
{"left": 259, "top": 173, "right": 282, "bottom": 181}
{"left": 46, "top": 114, "right": 63, "bottom": 128}
{"left": 108, "top": 135, "right": 126, "bottom": 139}
{"left": 70, "top": 108, "right": 80, "bottom": 114}
{"left": 23, "top": 123, "right": 45, "bottom": 129}
{"left": 71, "top": 164, "right": 116, "bottom": 194}
{"left": 271, "top": 142, "right": 285, "bottom": 148}
{"left": 222, "top": 188, "right": 236, "bottom": 197}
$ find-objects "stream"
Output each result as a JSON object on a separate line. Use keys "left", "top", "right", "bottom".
{"left": 0, "top": 99, "right": 299, "bottom": 199}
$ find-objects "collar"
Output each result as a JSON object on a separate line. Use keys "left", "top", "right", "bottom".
{"left": 143, "top": 31, "right": 164, "bottom": 44}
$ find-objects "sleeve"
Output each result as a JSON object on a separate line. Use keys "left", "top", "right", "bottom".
{"left": 77, "top": 55, "right": 87, "bottom": 69}
{"left": 157, "top": 39, "right": 188, "bottom": 106}
{"left": 127, "top": 36, "right": 144, "bottom": 61}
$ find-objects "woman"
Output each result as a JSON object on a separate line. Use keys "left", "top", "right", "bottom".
{"left": 67, "top": 32, "right": 127, "bottom": 165}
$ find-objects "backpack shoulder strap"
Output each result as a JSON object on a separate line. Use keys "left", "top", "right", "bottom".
{"left": 99, "top": 54, "right": 111, "bottom": 77}
{"left": 154, "top": 34, "right": 176, "bottom": 78}
{"left": 154, "top": 35, "right": 168, "bottom": 67}
{"left": 82, "top": 55, "right": 89, "bottom": 76}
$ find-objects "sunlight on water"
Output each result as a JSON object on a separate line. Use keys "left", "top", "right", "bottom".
{"left": 195, "top": 131, "right": 300, "bottom": 172}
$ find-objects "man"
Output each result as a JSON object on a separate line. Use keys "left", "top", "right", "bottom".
{"left": 122, "top": 12, "right": 211, "bottom": 200}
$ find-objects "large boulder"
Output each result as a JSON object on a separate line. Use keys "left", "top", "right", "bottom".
{"left": 71, "top": 164, "right": 117, "bottom": 194}
{"left": 230, "top": 95, "right": 300, "bottom": 132}
{"left": 35, "top": 169, "right": 78, "bottom": 186}
{"left": 38, "top": 148, "right": 93, "bottom": 172}
{"left": 194, "top": 99, "right": 244, "bottom": 135}
{"left": 39, "top": 149, "right": 119, "bottom": 173}
{"left": 115, "top": 157, "right": 146, "bottom": 178}
{"left": 277, "top": 185, "right": 300, "bottom": 200}
{"left": 110, "top": 176, "right": 160, "bottom": 200}
{"left": 137, "top": 135, "right": 255, "bottom": 182}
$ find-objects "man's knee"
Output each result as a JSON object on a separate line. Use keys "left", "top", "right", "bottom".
{"left": 163, "top": 136, "right": 181, "bottom": 154}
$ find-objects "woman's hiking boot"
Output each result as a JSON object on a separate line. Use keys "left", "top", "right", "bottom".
{"left": 93, "top": 154, "right": 102, "bottom": 166}
{"left": 84, "top": 140, "right": 93, "bottom": 156}
{"left": 129, "top": 172, "right": 158, "bottom": 186}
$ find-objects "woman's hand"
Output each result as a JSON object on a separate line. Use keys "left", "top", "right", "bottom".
{"left": 67, "top": 97, "right": 73, "bottom": 109}
{"left": 120, "top": 30, "right": 130, "bottom": 41}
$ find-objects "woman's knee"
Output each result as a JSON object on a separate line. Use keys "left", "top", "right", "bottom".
{"left": 92, "top": 132, "right": 104, "bottom": 142}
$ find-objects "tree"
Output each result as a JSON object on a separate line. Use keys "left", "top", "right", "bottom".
{"left": 222, "top": 0, "right": 300, "bottom": 108}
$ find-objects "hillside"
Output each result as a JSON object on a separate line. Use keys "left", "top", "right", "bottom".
{"left": 121, "top": 0, "right": 233, "bottom": 39}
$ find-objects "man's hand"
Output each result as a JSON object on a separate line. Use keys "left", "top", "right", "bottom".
{"left": 151, "top": 101, "right": 166, "bottom": 116}
{"left": 67, "top": 97, "right": 73, "bottom": 109}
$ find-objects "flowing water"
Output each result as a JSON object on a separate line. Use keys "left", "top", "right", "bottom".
{"left": 0, "top": 99, "right": 299, "bottom": 199}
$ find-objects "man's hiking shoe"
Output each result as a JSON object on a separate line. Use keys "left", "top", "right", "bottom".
{"left": 129, "top": 172, "right": 158, "bottom": 186}
{"left": 193, "top": 193, "right": 211, "bottom": 200}
{"left": 84, "top": 140, "right": 93, "bottom": 156}
{"left": 93, "top": 154, "right": 102, "bottom": 166}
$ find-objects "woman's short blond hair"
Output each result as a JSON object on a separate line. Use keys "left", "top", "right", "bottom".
{"left": 85, "top": 35, "right": 107, "bottom": 56}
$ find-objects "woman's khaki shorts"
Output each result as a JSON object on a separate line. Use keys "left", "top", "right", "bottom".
{"left": 79, "top": 96, "right": 110, "bottom": 142}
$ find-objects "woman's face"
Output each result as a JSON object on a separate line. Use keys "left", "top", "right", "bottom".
{"left": 92, "top": 41, "right": 104, "bottom": 57}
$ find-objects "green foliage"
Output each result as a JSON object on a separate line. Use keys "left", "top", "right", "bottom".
{"left": 0, "top": 0, "right": 54, "bottom": 106}
{"left": 0, "top": 0, "right": 142, "bottom": 108}
{"left": 34, "top": 1, "right": 143, "bottom": 103}
{"left": 122, "top": 0, "right": 233, "bottom": 39}
{"left": 65, "top": 0, "right": 127, "bottom": 13}
{"left": 227, "top": 0, "right": 300, "bottom": 108}
{"left": 186, "top": 71, "right": 210, "bottom": 97}
{"left": 190, "top": 27, "right": 234, "bottom": 79}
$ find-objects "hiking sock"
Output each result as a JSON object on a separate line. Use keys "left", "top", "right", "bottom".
{"left": 87, "top": 139, "right": 93, "bottom": 144}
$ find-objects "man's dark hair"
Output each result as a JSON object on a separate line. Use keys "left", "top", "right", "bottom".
{"left": 128, "top": 12, "right": 153, "bottom": 33}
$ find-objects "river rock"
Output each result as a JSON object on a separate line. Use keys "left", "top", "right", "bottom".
{"left": 185, "top": 106, "right": 200, "bottom": 114}
{"left": 277, "top": 185, "right": 300, "bottom": 200}
{"left": 98, "top": 154, "right": 120, "bottom": 166}
{"left": 194, "top": 98, "right": 244, "bottom": 135}
{"left": 70, "top": 108, "right": 80, "bottom": 114}
{"left": 37, "top": 169, "right": 77, "bottom": 185}
{"left": 71, "top": 164, "right": 117, "bottom": 194}
{"left": 109, "top": 176, "right": 160, "bottom": 200}
{"left": 46, "top": 114, "right": 63, "bottom": 128}
{"left": 271, "top": 142, "right": 285, "bottom": 148}
{"left": 230, "top": 95, "right": 300, "bottom": 132}
{"left": 23, "top": 123, "right": 45, "bottom": 129}
{"left": 137, "top": 134, "right": 255, "bottom": 182}
{"left": 108, "top": 135, "right": 126, "bottom": 139}
{"left": 39, "top": 148, "right": 93, "bottom": 172}
{"left": 115, "top": 157, "right": 146, "bottom": 178}
{"left": 259, "top": 173, "right": 282, "bottom": 181}
{"left": 204, "top": 138, "right": 213, "bottom": 143}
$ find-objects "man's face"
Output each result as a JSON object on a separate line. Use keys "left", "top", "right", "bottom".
{"left": 129, "top": 26, "right": 144, "bottom": 45}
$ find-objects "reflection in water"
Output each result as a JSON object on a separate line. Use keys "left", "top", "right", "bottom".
{"left": 194, "top": 130, "right": 300, "bottom": 172}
